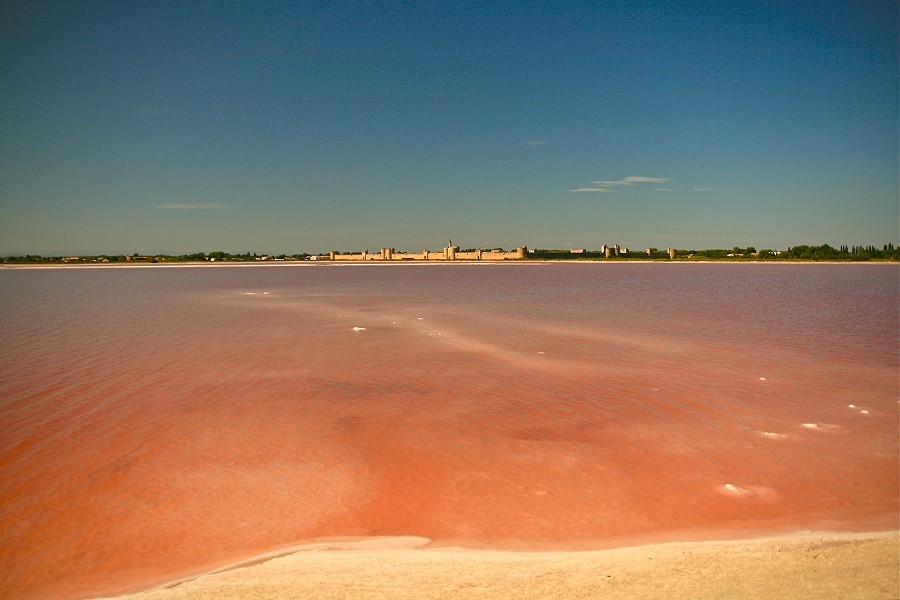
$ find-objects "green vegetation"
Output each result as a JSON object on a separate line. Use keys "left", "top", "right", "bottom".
{"left": 1, "top": 251, "right": 310, "bottom": 264}
{"left": 680, "top": 244, "right": 899, "bottom": 261}
{"left": 527, "top": 243, "right": 899, "bottom": 261}
{"left": 779, "top": 244, "right": 899, "bottom": 260}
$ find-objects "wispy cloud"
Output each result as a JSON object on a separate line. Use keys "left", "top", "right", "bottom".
{"left": 591, "top": 181, "right": 630, "bottom": 187}
{"left": 624, "top": 176, "right": 670, "bottom": 184}
{"left": 653, "top": 188, "right": 672, "bottom": 192}
{"left": 570, "top": 175, "right": 670, "bottom": 193}
{"left": 526, "top": 140, "right": 550, "bottom": 146}
{"left": 693, "top": 186, "right": 713, "bottom": 192}
{"left": 155, "top": 203, "right": 230, "bottom": 210}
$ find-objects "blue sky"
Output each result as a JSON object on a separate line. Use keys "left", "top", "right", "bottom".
{"left": 1, "top": 1, "right": 897, "bottom": 255}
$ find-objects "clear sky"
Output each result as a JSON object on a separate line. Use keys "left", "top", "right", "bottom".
{"left": 1, "top": 1, "right": 897, "bottom": 255}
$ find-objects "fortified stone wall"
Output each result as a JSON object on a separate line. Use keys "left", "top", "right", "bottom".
{"left": 466, "top": 248, "right": 527, "bottom": 260}
{"left": 328, "top": 247, "right": 527, "bottom": 261}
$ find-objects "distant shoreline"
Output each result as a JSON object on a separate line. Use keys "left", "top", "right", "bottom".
{"left": 2, "top": 259, "right": 898, "bottom": 269}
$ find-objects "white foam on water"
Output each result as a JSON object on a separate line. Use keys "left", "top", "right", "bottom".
{"left": 802, "top": 423, "right": 819, "bottom": 429}
{"left": 759, "top": 431, "right": 786, "bottom": 439}
{"left": 351, "top": 327, "right": 367, "bottom": 332}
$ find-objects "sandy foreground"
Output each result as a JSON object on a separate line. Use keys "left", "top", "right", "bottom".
{"left": 96, "top": 532, "right": 899, "bottom": 600}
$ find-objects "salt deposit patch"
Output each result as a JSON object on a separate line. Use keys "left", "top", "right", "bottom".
{"left": 717, "top": 483, "right": 779, "bottom": 501}
{"left": 721, "top": 483, "right": 756, "bottom": 497}
{"left": 800, "top": 422, "right": 841, "bottom": 432}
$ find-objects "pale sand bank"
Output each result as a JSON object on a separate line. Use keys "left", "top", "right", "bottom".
{"left": 98, "top": 532, "right": 899, "bottom": 600}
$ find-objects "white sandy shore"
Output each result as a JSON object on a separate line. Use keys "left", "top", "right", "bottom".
{"left": 97, "top": 531, "right": 899, "bottom": 600}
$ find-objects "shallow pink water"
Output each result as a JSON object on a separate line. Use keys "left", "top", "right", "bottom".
{"left": 1, "top": 263, "right": 898, "bottom": 599}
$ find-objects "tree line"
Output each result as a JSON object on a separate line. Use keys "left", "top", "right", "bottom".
{"left": 1, "top": 251, "right": 311, "bottom": 264}
{"left": 529, "top": 244, "right": 899, "bottom": 261}
{"left": 3, "top": 244, "right": 898, "bottom": 263}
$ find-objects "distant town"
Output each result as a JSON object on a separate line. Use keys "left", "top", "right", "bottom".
{"left": 3, "top": 242, "right": 898, "bottom": 264}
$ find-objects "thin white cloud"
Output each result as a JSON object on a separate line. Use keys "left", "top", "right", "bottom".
{"left": 574, "top": 175, "right": 670, "bottom": 192}
{"left": 526, "top": 140, "right": 550, "bottom": 146}
{"left": 653, "top": 188, "right": 672, "bottom": 192}
{"left": 693, "top": 186, "right": 713, "bottom": 192}
{"left": 155, "top": 203, "right": 229, "bottom": 210}
{"left": 591, "top": 176, "right": 671, "bottom": 186}
{"left": 622, "top": 176, "right": 670, "bottom": 184}
{"left": 592, "top": 180, "right": 633, "bottom": 186}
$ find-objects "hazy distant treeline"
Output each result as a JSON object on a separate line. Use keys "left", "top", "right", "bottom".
{"left": 530, "top": 243, "right": 899, "bottom": 261}
{"left": 3, "top": 243, "right": 899, "bottom": 263}
{"left": 1, "top": 251, "right": 310, "bottom": 264}
{"left": 686, "top": 244, "right": 898, "bottom": 260}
